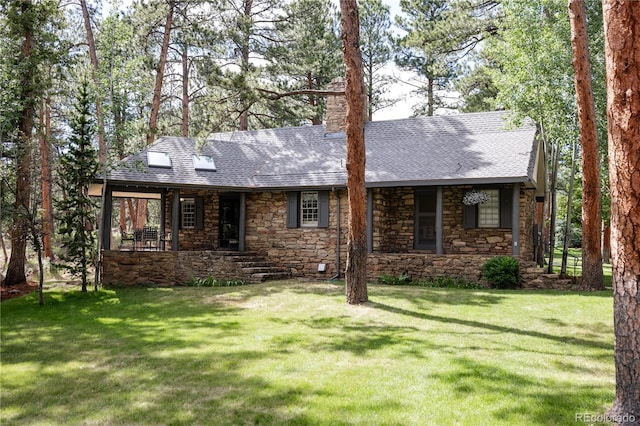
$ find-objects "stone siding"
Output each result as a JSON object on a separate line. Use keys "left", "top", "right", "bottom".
{"left": 102, "top": 250, "right": 246, "bottom": 286}
{"left": 244, "top": 190, "right": 349, "bottom": 278}
{"left": 165, "top": 189, "right": 219, "bottom": 250}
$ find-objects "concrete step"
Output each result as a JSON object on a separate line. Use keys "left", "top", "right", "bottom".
{"left": 242, "top": 266, "right": 287, "bottom": 274}
{"left": 251, "top": 272, "right": 291, "bottom": 282}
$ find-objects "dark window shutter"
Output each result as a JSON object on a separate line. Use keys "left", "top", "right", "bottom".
{"left": 318, "top": 191, "right": 329, "bottom": 228}
{"left": 179, "top": 200, "right": 183, "bottom": 230}
{"left": 500, "top": 187, "right": 513, "bottom": 228}
{"left": 286, "top": 192, "right": 299, "bottom": 228}
{"left": 195, "top": 197, "right": 204, "bottom": 230}
{"left": 463, "top": 204, "right": 477, "bottom": 229}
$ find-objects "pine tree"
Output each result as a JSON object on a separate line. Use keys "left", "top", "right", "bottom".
{"left": 55, "top": 81, "right": 99, "bottom": 292}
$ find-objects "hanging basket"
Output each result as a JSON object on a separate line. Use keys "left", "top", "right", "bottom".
{"left": 462, "top": 189, "right": 490, "bottom": 206}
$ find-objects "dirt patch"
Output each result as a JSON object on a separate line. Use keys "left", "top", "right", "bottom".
{"left": 1, "top": 281, "right": 39, "bottom": 302}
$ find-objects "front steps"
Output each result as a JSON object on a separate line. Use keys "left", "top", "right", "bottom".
{"left": 521, "top": 265, "right": 577, "bottom": 290}
{"left": 222, "top": 252, "right": 291, "bottom": 282}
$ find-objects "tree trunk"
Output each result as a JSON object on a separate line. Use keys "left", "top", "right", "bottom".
{"left": 147, "top": 0, "right": 175, "bottom": 145}
{"left": 3, "top": 0, "right": 35, "bottom": 287}
{"left": 238, "top": 0, "right": 252, "bottom": 131}
{"left": 39, "top": 95, "right": 54, "bottom": 260}
{"left": 561, "top": 136, "right": 577, "bottom": 276}
{"left": 181, "top": 41, "right": 189, "bottom": 137}
{"left": 80, "top": 0, "right": 106, "bottom": 165}
{"left": 602, "top": 222, "right": 611, "bottom": 264}
{"left": 547, "top": 140, "right": 560, "bottom": 274}
{"left": 340, "top": 0, "right": 368, "bottom": 304}
{"left": 568, "top": 0, "right": 604, "bottom": 290}
{"left": 307, "top": 71, "right": 322, "bottom": 125}
{"left": 603, "top": 0, "right": 640, "bottom": 421}
{"left": 427, "top": 76, "right": 434, "bottom": 116}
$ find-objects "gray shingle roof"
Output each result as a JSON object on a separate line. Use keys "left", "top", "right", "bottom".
{"left": 106, "top": 110, "right": 539, "bottom": 190}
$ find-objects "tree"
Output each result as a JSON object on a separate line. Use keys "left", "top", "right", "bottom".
{"left": 147, "top": 0, "right": 175, "bottom": 145}
{"left": 568, "top": 0, "right": 604, "bottom": 290}
{"left": 340, "top": 0, "right": 368, "bottom": 304}
{"left": 1, "top": 0, "right": 60, "bottom": 287}
{"left": 603, "top": 0, "right": 640, "bottom": 421}
{"left": 359, "top": 0, "right": 393, "bottom": 120}
{"left": 395, "top": 0, "right": 455, "bottom": 116}
{"left": 55, "top": 81, "right": 99, "bottom": 292}
{"left": 266, "top": 0, "right": 343, "bottom": 125}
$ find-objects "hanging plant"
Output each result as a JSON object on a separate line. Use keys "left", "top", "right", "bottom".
{"left": 462, "top": 189, "right": 490, "bottom": 206}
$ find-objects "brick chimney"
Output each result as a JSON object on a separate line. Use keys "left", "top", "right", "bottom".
{"left": 325, "top": 77, "right": 368, "bottom": 133}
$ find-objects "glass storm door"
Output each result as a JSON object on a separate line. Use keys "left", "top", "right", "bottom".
{"left": 415, "top": 190, "right": 437, "bottom": 250}
{"left": 219, "top": 195, "right": 240, "bottom": 250}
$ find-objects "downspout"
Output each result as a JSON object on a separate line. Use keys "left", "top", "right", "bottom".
{"left": 512, "top": 184, "right": 521, "bottom": 256}
{"left": 332, "top": 189, "right": 341, "bottom": 280}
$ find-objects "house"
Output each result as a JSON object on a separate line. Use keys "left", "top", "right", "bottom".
{"left": 98, "top": 84, "right": 546, "bottom": 286}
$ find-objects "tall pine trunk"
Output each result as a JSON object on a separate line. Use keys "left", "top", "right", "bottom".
{"left": 3, "top": 0, "right": 35, "bottom": 287}
{"left": 147, "top": 0, "right": 175, "bottom": 145}
{"left": 39, "top": 95, "right": 54, "bottom": 261}
{"left": 80, "top": 0, "right": 106, "bottom": 165}
{"left": 181, "top": 42, "right": 189, "bottom": 137}
{"left": 568, "top": 0, "right": 604, "bottom": 290}
{"left": 603, "top": 0, "right": 640, "bottom": 420}
{"left": 340, "top": 0, "right": 368, "bottom": 304}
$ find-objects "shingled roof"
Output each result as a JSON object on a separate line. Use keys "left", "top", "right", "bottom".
{"left": 106, "top": 110, "right": 540, "bottom": 191}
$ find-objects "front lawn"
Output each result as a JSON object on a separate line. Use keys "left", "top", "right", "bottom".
{"left": 1, "top": 282, "right": 614, "bottom": 425}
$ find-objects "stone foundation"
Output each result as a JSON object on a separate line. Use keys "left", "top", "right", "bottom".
{"left": 102, "top": 250, "right": 246, "bottom": 287}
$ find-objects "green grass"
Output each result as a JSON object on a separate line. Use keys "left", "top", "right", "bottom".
{"left": 550, "top": 248, "right": 613, "bottom": 287}
{"left": 1, "top": 282, "right": 614, "bottom": 425}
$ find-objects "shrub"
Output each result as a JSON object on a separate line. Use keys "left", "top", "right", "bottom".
{"left": 416, "top": 276, "right": 483, "bottom": 289}
{"left": 185, "top": 276, "right": 246, "bottom": 287}
{"left": 482, "top": 256, "right": 522, "bottom": 289}
{"left": 377, "top": 272, "right": 411, "bottom": 285}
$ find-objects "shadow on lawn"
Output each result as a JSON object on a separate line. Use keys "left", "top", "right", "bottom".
{"left": 367, "top": 301, "right": 613, "bottom": 352}
{"left": 433, "top": 356, "right": 611, "bottom": 425}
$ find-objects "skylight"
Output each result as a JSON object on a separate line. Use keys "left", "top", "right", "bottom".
{"left": 193, "top": 155, "right": 216, "bottom": 171}
{"left": 147, "top": 151, "right": 172, "bottom": 168}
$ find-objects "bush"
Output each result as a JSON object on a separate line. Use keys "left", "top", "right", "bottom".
{"left": 416, "top": 276, "right": 483, "bottom": 289}
{"left": 377, "top": 272, "right": 411, "bottom": 285}
{"left": 482, "top": 256, "right": 522, "bottom": 289}
{"left": 185, "top": 276, "right": 246, "bottom": 287}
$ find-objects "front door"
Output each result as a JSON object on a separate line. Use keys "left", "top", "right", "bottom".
{"left": 219, "top": 195, "right": 240, "bottom": 250}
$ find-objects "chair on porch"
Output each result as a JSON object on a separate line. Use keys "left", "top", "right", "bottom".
{"left": 141, "top": 226, "right": 159, "bottom": 250}
{"left": 119, "top": 227, "right": 136, "bottom": 251}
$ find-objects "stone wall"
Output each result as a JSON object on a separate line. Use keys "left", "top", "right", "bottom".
{"left": 372, "top": 187, "right": 415, "bottom": 252}
{"left": 102, "top": 250, "right": 245, "bottom": 286}
{"left": 370, "top": 184, "right": 537, "bottom": 259}
{"left": 244, "top": 190, "right": 349, "bottom": 278}
{"left": 165, "top": 189, "right": 219, "bottom": 250}
{"left": 368, "top": 253, "right": 493, "bottom": 283}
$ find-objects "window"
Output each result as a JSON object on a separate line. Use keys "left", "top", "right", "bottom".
{"left": 147, "top": 151, "right": 172, "bottom": 168}
{"left": 179, "top": 196, "right": 204, "bottom": 230}
{"left": 478, "top": 189, "right": 500, "bottom": 228}
{"left": 463, "top": 187, "right": 513, "bottom": 229}
{"left": 181, "top": 198, "right": 196, "bottom": 228}
{"left": 193, "top": 155, "right": 216, "bottom": 171}
{"left": 287, "top": 191, "right": 329, "bottom": 228}
{"left": 301, "top": 192, "right": 319, "bottom": 226}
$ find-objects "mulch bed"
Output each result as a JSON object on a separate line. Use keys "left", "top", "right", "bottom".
{"left": 1, "top": 281, "right": 39, "bottom": 302}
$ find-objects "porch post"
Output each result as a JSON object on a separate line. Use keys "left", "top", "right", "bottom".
{"left": 366, "top": 188, "right": 373, "bottom": 253}
{"left": 436, "top": 186, "right": 443, "bottom": 254}
{"left": 239, "top": 193, "right": 246, "bottom": 252}
{"left": 172, "top": 190, "right": 180, "bottom": 251}
{"left": 512, "top": 184, "right": 520, "bottom": 256}
{"left": 160, "top": 188, "right": 166, "bottom": 238}
{"left": 101, "top": 185, "right": 113, "bottom": 250}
